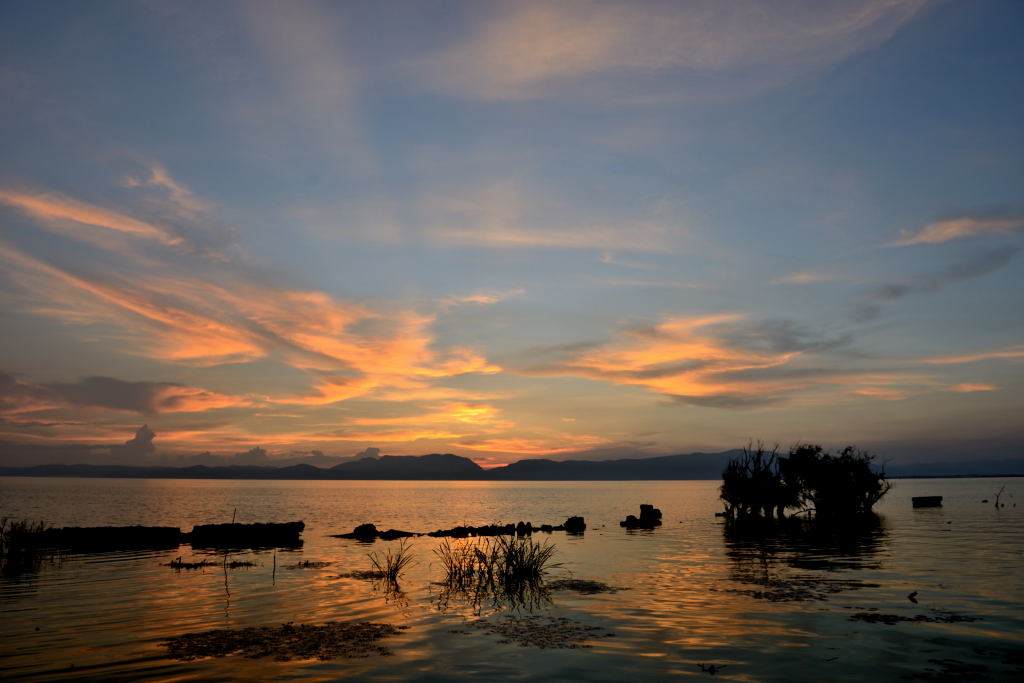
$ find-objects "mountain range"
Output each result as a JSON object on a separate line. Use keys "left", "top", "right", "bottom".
{"left": 1, "top": 450, "right": 1021, "bottom": 480}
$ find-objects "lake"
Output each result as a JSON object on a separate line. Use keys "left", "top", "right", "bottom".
{"left": 1, "top": 477, "right": 1021, "bottom": 681}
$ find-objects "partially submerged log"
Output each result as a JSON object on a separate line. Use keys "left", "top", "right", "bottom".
{"left": 911, "top": 496, "right": 943, "bottom": 508}
{"left": 331, "top": 523, "right": 419, "bottom": 542}
{"left": 35, "top": 525, "right": 183, "bottom": 552}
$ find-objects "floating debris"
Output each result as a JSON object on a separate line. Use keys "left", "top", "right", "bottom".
{"left": 337, "top": 570, "right": 387, "bottom": 581}
{"left": 165, "top": 557, "right": 255, "bottom": 570}
{"left": 547, "top": 579, "right": 622, "bottom": 594}
{"left": 161, "top": 621, "right": 406, "bottom": 661}
{"left": 283, "top": 560, "right": 331, "bottom": 569}
{"left": 470, "top": 615, "right": 614, "bottom": 649}
{"left": 723, "top": 575, "right": 879, "bottom": 602}
{"left": 698, "top": 663, "right": 728, "bottom": 675}
{"left": 849, "top": 611, "right": 982, "bottom": 625}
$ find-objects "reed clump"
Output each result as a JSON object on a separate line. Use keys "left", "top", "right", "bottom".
{"left": 435, "top": 535, "right": 560, "bottom": 586}
{"left": 367, "top": 539, "right": 415, "bottom": 583}
{"left": 1, "top": 518, "right": 55, "bottom": 574}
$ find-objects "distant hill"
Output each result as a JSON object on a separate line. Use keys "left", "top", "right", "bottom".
{"left": 486, "top": 451, "right": 743, "bottom": 480}
{"left": 1, "top": 451, "right": 1021, "bottom": 480}
{"left": 328, "top": 453, "right": 484, "bottom": 479}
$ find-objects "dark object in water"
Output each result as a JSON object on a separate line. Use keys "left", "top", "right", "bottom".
{"left": 188, "top": 521, "right": 304, "bottom": 549}
{"left": 698, "top": 663, "right": 727, "bottom": 675}
{"left": 166, "top": 557, "right": 255, "bottom": 570}
{"left": 908, "top": 590, "right": 919, "bottom": 603}
{"left": 563, "top": 516, "right": 586, "bottom": 534}
{"left": 36, "top": 525, "right": 183, "bottom": 552}
{"left": 332, "top": 523, "right": 419, "bottom": 542}
{"left": 620, "top": 504, "right": 662, "bottom": 529}
{"left": 912, "top": 496, "right": 943, "bottom": 508}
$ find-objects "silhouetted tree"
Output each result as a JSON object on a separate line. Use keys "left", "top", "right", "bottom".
{"left": 721, "top": 443, "right": 889, "bottom": 521}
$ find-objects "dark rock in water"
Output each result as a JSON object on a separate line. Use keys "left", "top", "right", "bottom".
{"left": 639, "top": 504, "right": 661, "bottom": 521}
{"left": 911, "top": 496, "right": 943, "bottom": 508}
{"left": 620, "top": 504, "right": 662, "bottom": 529}
{"left": 189, "top": 521, "right": 304, "bottom": 549}
{"left": 378, "top": 528, "right": 418, "bottom": 541}
{"left": 515, "top": 521, "right": 533, "bottom": 535}
{"left": 539, "top": 524, "right": 554, "bottom": 532}
{"left": 563, "top": 516, "right": 586, "bottom": 533}
{"left": 36, "top": 525, "right": 183, "bottom": 552}
{"left": 333, "top": 523, "right": 419, "bottom": 541}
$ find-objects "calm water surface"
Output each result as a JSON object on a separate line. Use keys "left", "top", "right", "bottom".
{"left": 1, "top": 477, "right": 1021, "bottom": 681}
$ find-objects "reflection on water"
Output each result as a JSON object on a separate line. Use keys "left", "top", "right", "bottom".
{"left": 722, "top": 515, "right": 887, "bottom": 602}
{"left": 0, "top": 477, "right": 1022, "bottom": 681}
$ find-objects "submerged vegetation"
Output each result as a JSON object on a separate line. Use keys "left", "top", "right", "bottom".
{"left": 162, "top": 621, "right": 406, "bottom": 661}
{"left": 721, "top": 443, "right": 890, "bottom": 521}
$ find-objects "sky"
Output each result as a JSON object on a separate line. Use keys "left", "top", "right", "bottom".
{"left": 1, "top": 0, "right": 1022, "bottom": 468}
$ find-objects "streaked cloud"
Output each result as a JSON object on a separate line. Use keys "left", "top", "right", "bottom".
{"left": 917, "top": 346, "right": 1024, "bottom": 365}
{"left": 439, "top": 289, "right": 525, "bottom": 310}
{"left": 429, "top": 0, "right": 929, "bottom": 100}
{"left": 771, "top": 271, "right": 843, "bottom": 285}
{"left": 892, "top": 215, "right": 1024, "bottom": 246}
{"left": 0, "top": 189, "right": 184, "bottom": 248}
{"left": 950, "top": 383, "right": 996, "bottom": 392}
{"left": 424, "top": 181, "right": 675, "bottom": 251}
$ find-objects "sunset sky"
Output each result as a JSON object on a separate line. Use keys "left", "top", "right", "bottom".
{"left": 1, "top": 0, "right": 1022, "bottom": 468}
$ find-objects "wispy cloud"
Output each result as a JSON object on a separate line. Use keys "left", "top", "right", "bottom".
{"left": 424, "top": 181, "right": 676, "bottom": 251}
{"left": 1, "top": 177, "right": 503, "bottom": 408}
{"left": 439, "top": 289, "right": 525, "bottom": 310}
{"left": 427, "top": 0, "right": 928, "bottom": 101}
{"left": 868, "top": 248, "right": 1018, "bottom": 303}
{"left": 503, "top": 313, "right": 987, "bottom": 407}
{"left": 771, "top": 271, "right": 843, "bottom": 285}
{"left": 0, "top": 189, "right": 184, "bottom": 248}
{"left": 916, "top": 346, "right": 1024, "bottom": 365}
{"left": 892, "top": 215, "right": 1024, "bottom": 246}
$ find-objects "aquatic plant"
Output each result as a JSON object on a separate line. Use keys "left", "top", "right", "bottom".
{"left": 0, "top": 518, "right": 55, "bottom": 575}
{"left": 434, "top": 535, "right": 559, "bottom": 586}
{"left": 367, "top": 539, "right": 415, "bottom": 582}
{"left": 432, "top": 535, "right": 561, "bottom": 613}
{"left": 720, "top": 442, "right": 889, "bottom": 521}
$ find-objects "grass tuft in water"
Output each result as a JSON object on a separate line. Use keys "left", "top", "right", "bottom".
{"left": 367, "top": 539, "right": 415, "bottom": 583}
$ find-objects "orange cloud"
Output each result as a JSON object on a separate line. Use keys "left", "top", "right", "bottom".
{"left": 892, "top": 216, "right": 1024, "bottom": 246}
{"left": 0, "top": 189, "right": 183, "bottom": 247}
{"left": 950, "top": 383, "right": 996, "bottom": 393}
{"left": 1, "top": 222, "right": 501, "bottom": 405}
{"left": 917, "top": 346, "right": 1024, "bottom": 364}
{"left": 455, "top": 434, "right": 610, "bottom": 455}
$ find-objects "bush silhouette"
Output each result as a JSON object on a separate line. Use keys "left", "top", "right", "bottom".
{"left": 721, "top": 443, "right": 889, "bottom": 521}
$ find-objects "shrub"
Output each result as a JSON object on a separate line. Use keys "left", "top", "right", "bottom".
{"left": 721, "top": 443, "right": 889, "bottom": 521}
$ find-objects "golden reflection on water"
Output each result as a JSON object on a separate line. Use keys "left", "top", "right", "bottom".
{"left": 1, "top": 478, "right": 1022, "bottom": 681}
